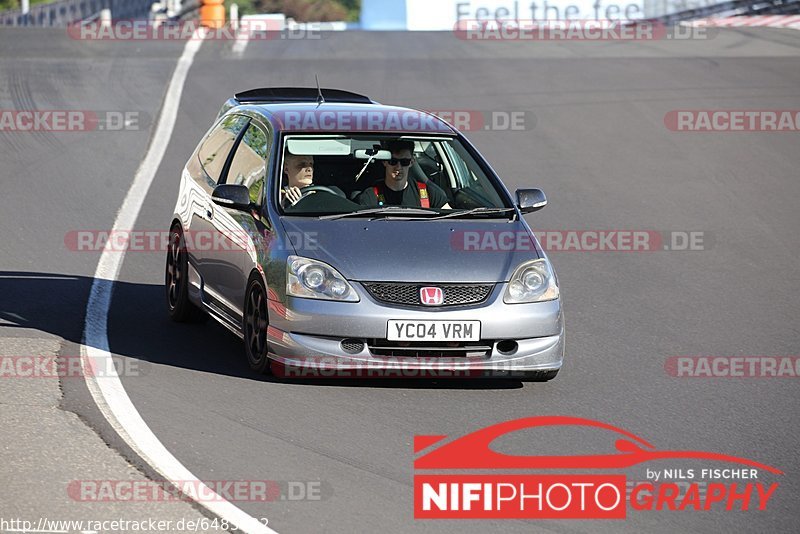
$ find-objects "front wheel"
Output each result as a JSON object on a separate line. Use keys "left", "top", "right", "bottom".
{"left": 243, "top": 275, "right": 272, "bottom": 375}
{"left": 519, "top": 369, "right": 559, "bottom": 382}
{"left": 165, "top": 226, "right": 204, "bottom": 322}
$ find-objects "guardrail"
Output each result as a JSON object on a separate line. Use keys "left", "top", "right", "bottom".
{"left": 174, "top": 0, "right": 200, "bottom": 20}
{"left": 647, "top": 0, "right": 800, "bottom": 22}
{"left": 0, "top": 0, "right": 153, "bottom": 26}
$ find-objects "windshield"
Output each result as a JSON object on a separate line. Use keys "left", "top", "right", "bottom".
{"left": 276, "top": 135, "right": 511, "bottom": 217}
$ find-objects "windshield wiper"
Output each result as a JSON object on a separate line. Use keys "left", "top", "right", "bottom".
{"left": 405, "top": 207, "right": 517, "bottom": 221}
{"left": 319, "top": 206, "right": 435, "bottom": 220}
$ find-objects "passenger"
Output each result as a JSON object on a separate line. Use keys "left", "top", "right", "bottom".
{"left": 357, "top": 140, "right": 451, "bottom": 209}
{"left": 281, "top": 151, "right": 346, "bottom": 208}
{"left": 281, "top": 152, "right": 314, "bottom": 207}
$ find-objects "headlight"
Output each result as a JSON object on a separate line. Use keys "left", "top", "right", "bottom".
{"left": 503, "top": 259, "right": 559, "bottom": 304}
{"left": 286, "top": 255, "right": 359, "bottom": 302}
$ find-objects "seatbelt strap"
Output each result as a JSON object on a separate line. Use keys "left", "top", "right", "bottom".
{"left": 417, "top": 182, "right": 430, "bottom": 208}
{"left": 372, "top": 185, "right": 385, "bottom": 205}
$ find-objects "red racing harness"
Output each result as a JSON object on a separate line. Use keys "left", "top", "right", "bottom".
{"left": 373, "top": 181, "right": 430, "bottom": 208}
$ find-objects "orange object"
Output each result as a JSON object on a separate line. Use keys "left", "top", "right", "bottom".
{"left": 199, "top": 0, "right": 225, "bottom": 29}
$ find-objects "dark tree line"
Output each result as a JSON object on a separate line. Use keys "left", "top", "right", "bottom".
{"left": 235, "top": 0, "right": 361, "bottom": 22}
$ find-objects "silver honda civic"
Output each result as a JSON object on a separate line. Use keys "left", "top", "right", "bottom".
{"left": 165, "top": 87, "right": 564, "bottom": 381}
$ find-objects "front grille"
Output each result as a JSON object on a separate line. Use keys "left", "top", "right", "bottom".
{"left": 368, "top": 340, "right": 494, "bottom": 358}
{"left": 362, "top": 282, "right": 493, "bottom": 307}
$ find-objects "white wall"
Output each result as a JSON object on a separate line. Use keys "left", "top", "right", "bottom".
{"left": 360, "top": 0, "right": 408, "bottom": 30}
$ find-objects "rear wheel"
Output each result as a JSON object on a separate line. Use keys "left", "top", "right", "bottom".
{"left": 165, "top": 226, "right": 205, "bottom": 322}
{"left": 244, "top": 275, "right": 272, "bottom": 375}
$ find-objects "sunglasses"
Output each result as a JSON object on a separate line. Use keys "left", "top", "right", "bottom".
{"left": 388, "top": 157, "right": 412, "bottom": 167}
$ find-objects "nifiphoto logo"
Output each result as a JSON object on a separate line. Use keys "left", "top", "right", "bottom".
{"left": 414, "top": 417, "right": 782, "bottom": 519}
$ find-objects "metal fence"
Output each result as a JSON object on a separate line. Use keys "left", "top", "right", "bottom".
{"left": 645, "top": 0, "right": 800, "bottom": 18}
{"left": 0, "top": 0, "right": 154, "bottom": 26}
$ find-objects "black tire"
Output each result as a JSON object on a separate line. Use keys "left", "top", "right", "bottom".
{"left": 519, "top": 369, "right": 559, "bottom": 382}
{"left": 165, "top": 226, "right": 205, "bottom": 322}
{"left": 243, "top": 275, "right": 273, "bottom": 375}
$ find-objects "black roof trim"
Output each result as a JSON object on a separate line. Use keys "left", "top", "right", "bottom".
{"left": 234, "top": 87, "right": 375, "bottom": 105}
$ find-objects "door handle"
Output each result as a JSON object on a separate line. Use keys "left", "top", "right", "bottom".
{"left": 206, "top": 205, "right": 214, "bottom": 219}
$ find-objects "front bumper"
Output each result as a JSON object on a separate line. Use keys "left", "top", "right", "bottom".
{"left": 266, "top": 283, "right": 564, "bottom": 377}
{"left": 267, "top": 327, "right": 564, "bottom": 377}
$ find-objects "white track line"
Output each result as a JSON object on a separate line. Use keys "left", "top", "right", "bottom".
{"left": 80, "top": 28, "right": 275, "bottom": 534}
{"left": 232, "top": 14, "right": 263, "bottom": 57}
{"left": 232, "top": 26, "right": 250, "bottom": 57}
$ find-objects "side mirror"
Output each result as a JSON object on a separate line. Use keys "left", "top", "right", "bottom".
{"left": 516, "top": 188, "right": 547, "bottom": 214}
{"left": 212, "top": 184, "right": 251, "bottom": 211}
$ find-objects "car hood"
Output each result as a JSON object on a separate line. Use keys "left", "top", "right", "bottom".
{"left": 279, "top": 218, "right": 540, "bottom": 283}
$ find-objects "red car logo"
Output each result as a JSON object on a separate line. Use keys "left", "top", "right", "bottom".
{"left": 420, "top": 286, "right": 443, "bottom": 306}
{"left": 414, "top": 416, "right": 783, "bottom": 474}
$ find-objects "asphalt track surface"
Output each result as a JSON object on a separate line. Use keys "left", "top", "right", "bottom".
{"left": 2, "top": 26, "right": 800, "bottom": 533}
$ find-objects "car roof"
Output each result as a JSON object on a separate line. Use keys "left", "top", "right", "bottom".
{"left": 218, "top": 87, "right": 458, "bottom": 135}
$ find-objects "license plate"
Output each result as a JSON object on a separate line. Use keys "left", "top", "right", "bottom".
{"left": 387, "top": 320, "right": 481, "bottom": 342}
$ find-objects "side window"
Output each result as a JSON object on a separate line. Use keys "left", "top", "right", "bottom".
{"left": 226, "top": 123, "right": 269, "bottom": 206}
{"left": 441, "top": 140, "right": 505, "bottom": 208}
{"left": 197, "top": 115, "right": 249, "bottom": 186}
{"left": 415, "top": 141, "right": 445, "bottom": 182}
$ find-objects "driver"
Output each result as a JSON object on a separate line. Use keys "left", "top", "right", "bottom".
{"left": 356, "top": 140, "right": 451, "bottom": 209}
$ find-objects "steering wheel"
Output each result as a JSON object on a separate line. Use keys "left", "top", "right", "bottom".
{"left": 298, "top": 185, "right": 344, "bottom": 200}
